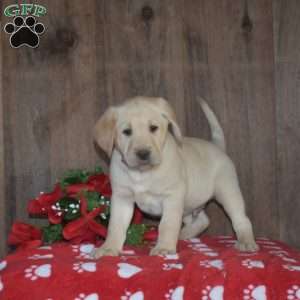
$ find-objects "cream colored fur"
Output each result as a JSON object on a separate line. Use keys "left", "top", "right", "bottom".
{"left": 92, "top": 96, "right": 258, "bottom": 258}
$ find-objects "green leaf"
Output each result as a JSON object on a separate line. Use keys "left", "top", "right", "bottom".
{"left": 60, "top": 169, "right": 90, "bottom": 187}
{"left": 125, "top": 224, "right": 147, "bottom": 245}
{"left": 59, "top": 167, "right": 104, "bottom": 188}
{"left": 83, "top": 191, "right": 110, "bottom": 214}
{"left": 42, "top": 224, "right": 63, "bottom": 244}
{"left": 83, "top": 191, "right": 101, "bottom": 211}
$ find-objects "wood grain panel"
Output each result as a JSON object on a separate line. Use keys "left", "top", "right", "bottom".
{"left": 102, "top": 0, "right": 185, "bottom": 126}
{"left": 273, "top": 0, "right": 300, "bottom": 248}
{"left": 183, "top": 0, "right": 278, "bottom": 238}
{"left": 1, "top": 0, "right": 105, "bottom": 241}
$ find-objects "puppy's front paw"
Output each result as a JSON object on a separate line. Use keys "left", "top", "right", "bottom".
{"left": 235, "top": 240, "right": 259, "bottom": 252}
{"left": 150, "top": 246, "right": 176, "bottom": 256}
{"left": 91, "top": 246, "right": 120, "bottom": 259}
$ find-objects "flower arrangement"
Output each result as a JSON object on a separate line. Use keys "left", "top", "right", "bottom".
{"left": 8, "top": 167, "right": 158, "bottom": 249}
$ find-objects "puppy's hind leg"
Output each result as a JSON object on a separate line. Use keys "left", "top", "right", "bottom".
{"left": 179, "top": 210, "right": 210, "bottom": 240}
{"left": 215, "top": 164, "right": 258, "bottom": 252}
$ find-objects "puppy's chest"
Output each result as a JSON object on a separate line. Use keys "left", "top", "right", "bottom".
{"left": 129, "top": 174, "right": 163, "bottom": 216}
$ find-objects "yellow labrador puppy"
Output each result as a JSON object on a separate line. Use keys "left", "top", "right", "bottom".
{"left": 92, "top": 96, "right": 258, "bottom": 258}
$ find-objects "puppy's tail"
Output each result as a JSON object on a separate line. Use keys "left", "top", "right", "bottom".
{"left": 198, "top": 98, "right": 226, "bottom": 152}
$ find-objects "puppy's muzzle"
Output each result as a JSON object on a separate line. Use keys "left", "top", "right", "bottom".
{"left": 135, "top": 148, "right": 151, "bottom": 162}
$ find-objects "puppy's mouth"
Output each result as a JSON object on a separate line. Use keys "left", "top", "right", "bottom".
{"left": 121, "top": 156, "right": 160, "bottom": 171}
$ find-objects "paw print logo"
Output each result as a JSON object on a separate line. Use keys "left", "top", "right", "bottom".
{"left": 201, "top": 285, "right": 224, "bottom": 300}
{"left": 4, "top": 16, "right": 45, "bottom": 48}
{"left": 287, "top": 285, "right": 300, "bottom": 299}
{"left": 242, "top": 259, "right": 264, "bottom": 269}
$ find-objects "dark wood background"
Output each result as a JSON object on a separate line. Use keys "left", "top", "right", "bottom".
{"left": 1, "top": 0, "right": 299, "bottom": 258}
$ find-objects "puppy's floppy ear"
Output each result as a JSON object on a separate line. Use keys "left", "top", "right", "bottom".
{"left": 154, "top": 97, "right": 182, "bottom": 145}
{"left": 93, "top": 107, "right": 117, "bottom": 157}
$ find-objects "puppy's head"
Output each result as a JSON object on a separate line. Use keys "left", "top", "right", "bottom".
{"left": 93, "top": 97, "right": 182, "bottom": 170}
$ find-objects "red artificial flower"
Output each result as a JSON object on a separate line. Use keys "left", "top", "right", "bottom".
{"left": 63, "top": 195, "right": 107, "bottom": 242}
{"left": 64, "top": 174, "right": 112, "bottom": 197}
{"left": 132, "top": 206, "right": 144, "bottom": 224}
{"left": 87, "top": 173, "right": 112, "bottom": 197}
{"left": 27, "top": 184, "right": 64, "bottom": 224}
{"left": 27, "top": 173, "right": 111, "bottom": 226}
{"left": 65, "top": 183, "right": 95, "bottom": 196}
{"left": 143, "top": 227, "right": 158, "bottom": 242}
{"left": 8, "top": 222, "right": 42, "bottom": 249}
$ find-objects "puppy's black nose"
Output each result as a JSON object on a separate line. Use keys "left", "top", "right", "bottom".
{"left": 136, "top": 149, "right": 150, "bottom": 161}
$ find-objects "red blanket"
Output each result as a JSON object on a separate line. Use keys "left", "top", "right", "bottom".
{"left": 1, "top": 236, "right": 300, "bottom": 300}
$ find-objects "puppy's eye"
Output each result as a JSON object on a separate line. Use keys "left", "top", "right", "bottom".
{"left": 150, "top": 125, "right": 158, "bottom": 133}
{"left": 122, "top": 128, "right": 132, "bottom": 136}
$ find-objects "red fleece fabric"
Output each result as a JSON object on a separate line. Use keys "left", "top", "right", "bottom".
{"left": 0, "top": 236, "right": 300, "bottom": 300}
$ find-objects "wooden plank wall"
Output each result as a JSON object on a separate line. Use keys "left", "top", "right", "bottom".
{"left": 273, "top": 0, "right": 300, "bottom": 249}
{"left": 0, "top": 0, "right": 299, "bottom": 257}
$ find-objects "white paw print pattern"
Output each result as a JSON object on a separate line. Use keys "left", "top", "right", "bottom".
{"left": 0, "top": 276, "right": 3, "bottom": 292}
{"left": 0, "top": 261, "right": 7, "bottom": 272}
{"left": 165, "top": 286, "right": 184, "bottom": 300}
{"left": 281, "top": 256, "right": 297, "bottom": 263}
{"left": 74, "top": 293, "right": 99, "bottom": 300}
{"left": 256, "top": 240, "right": 275, "bottom": 245}
{"left": 199, "top": 259, "right": 224, "bottom": 270}
{"left": 72, "top": 244, "right": 95, "bottom": 259}
{"left": 38, "top": 246, "right": 52, "bottom": 250}
{"left": 243, "top": 285, "right": 266, "bottom": 300}
{"left": 242, "top": 259, "right": 264, "bottom": 269}
{"left": 188, "top": 243, "right": 218, "bottom": 257}
{"left": 270, "top": 250, "right": 289, "bottom": 255}
{"left": 283, "top": 265, "right": 300, "bottom": 272}
{"left": 28, "top": 254, "right": 54, "bottom": 260}
{"left": 159, "top": 254, "right": 179, "bottom": 260}
{"left": 162, "top": 263, "right": 183, "bottom": 271}
{"left": 120, "top": 290, "right": 144, "bottom": 300}
{"left": 188, "top": 238, "right": 202, "bottom": 243}
{"left": 270, "top": 252, "right": 297, "bottom": 263}
{"left": 117, "top": 263, "right": 142, "bottom": 279}
{"left": 287, "top": 285, "right": 300, "bottom": 300}
{"left": 73, "top": 262, "right": 97, "bottom": 273}
{"left": 262, "top": 245, "right": 282, "bottom": 250}
{"left": 120, "top": 250, "right": 137, "bottom": 261}
{"left": 201, "top": 285, "right": 224, "bottom": 300}
{"left": 121, "top": 250, "right": 136, "bottom": 256}
{"left": 24, "top": 264, "right": 52, "bottom": 280}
